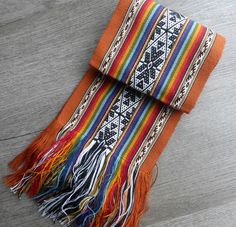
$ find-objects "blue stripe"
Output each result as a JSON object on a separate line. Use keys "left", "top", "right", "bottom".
{"left": 152, "top": 20, "right": 196, "bottom": 98}
{"left": 119, "top": 4, "right": 164, "bottom": 82}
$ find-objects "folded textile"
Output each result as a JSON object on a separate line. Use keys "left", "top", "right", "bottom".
{"left": 4, "top": 0, "right": 225, "bottom": 226}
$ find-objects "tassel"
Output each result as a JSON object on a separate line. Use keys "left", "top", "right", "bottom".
{"left": 93, "top": 163, "right": 157, "bottom": 226}
{"left": 6, "top": 121, "right": 83, "bottom": 197}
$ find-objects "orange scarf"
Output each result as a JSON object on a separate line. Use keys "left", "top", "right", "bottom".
{"left": 5, "top": 0, "right": 225, "bottom": 226}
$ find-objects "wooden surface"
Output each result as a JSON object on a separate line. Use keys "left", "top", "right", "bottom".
{"left": 0, "top": 0, "right": 235, "bottom": 226}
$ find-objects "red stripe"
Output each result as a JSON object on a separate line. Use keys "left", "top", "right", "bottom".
{"left": 108, "top": 0, "right": 153, "bottom": 77}
{"left": 119, "top": 101, "right": 162, "bottom": 183}
{"left": 164, "top": 26, "right": 207, "bottom": 103}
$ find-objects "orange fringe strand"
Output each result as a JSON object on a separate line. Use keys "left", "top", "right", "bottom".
{"left": 4, "top": 118, "right": 63, "bottom": 188}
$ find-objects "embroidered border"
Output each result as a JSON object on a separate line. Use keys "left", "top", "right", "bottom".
{"left": 172, "top": 30, "right": 216, "bottom": 109}
{"left": 99, "top": 0, "right": 144, "bottom": 74}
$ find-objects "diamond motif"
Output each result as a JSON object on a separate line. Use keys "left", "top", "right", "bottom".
{"left": 129, "top": 9, "right": 187, "bottom": 94}
{"left": 94, "top": 86, "right": 143, "bottom": 149}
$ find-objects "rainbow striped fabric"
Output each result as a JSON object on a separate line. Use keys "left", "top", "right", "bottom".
{"left": 5, "top": 0, "right": 225, "bottom": 226}
{"left": 91, "top": 0, "right": 220, "bottom": 113}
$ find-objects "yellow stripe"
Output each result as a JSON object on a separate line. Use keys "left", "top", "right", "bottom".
{"left": 113, "top": 2, "right": 156, "bottom": 78}
{"left": 161, "top": 24, "right": 202, "bottom": 100}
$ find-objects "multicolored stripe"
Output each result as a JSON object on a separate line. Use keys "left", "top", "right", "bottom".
{"left": 108, "top": 0, "right": 165, "bottom": 82}
{"left": 97, "top": 0, "right": 216, "bottom": 112}
{"left": 152, "top": 21, "right": 207, "bottom": 101}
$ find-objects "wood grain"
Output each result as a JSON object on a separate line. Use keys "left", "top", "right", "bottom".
{"left": 0, "top": 0, "right": 235, "bottom": 226}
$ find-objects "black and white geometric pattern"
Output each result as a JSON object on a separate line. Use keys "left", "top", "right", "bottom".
{"left": 94, "top": 86, "right": 144, "bottom": 149}
{"left": 128, "top": 9, "right": 187, "bottom": 94}
{"left": 57, "top": 8, "right": 188, "bottom": 146}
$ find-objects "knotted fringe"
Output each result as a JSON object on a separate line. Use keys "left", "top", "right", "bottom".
{"left": 4, "top": 118, "right": 63, "bottom": 189}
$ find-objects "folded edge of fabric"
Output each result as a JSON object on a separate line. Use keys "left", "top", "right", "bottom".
{"left": 90, "top": 0, "right": 225, "bottom": 113}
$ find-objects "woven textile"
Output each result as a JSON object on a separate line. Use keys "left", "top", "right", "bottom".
{"left": 5, "top": 0, "right": 225, "bottom": 226}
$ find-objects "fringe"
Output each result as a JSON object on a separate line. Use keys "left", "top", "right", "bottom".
{"left": 5, "top": 120, "right": 159, "bottom": 227}
{"left": 4, "top": 113, "right": 159, "bottom": 227}
{"left": 124, "top": 169, "right": 154, "bottom": 227}
{"left": 4, "top": 118, "right": 63, "bottom": 189}
{"left": 35, "top": 140, "right": 111, "bottom": 226}
{"left": 90, "top": 164, "right": 158, "bottom": 227}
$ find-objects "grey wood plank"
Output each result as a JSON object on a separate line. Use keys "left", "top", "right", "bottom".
{"left": 147, "top": 201, "right": 236, "bottom": 227}
{"left": 0, "top": 1, "right": 117, "bottom": 227}
{"left": 0, "top": 0, "right": 87, "bottom": 26}
{"left": 0, "top": 0, "right": 117, "bottom": 140}
{"left": 0, "top": 0, "right": 49, "bottom": 26}
{"left": 0, "top": 0, "right": 236, "bottom": 227}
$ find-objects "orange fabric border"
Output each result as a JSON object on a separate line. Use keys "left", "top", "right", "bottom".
{"left": 56, "top": 67, "right": 97, "bottom": 125}
{"left": 140, "top": 110, "right": 182, "bottom": 174}
{"left": 182, "top": 34, "right": 226, "bottom": 113}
